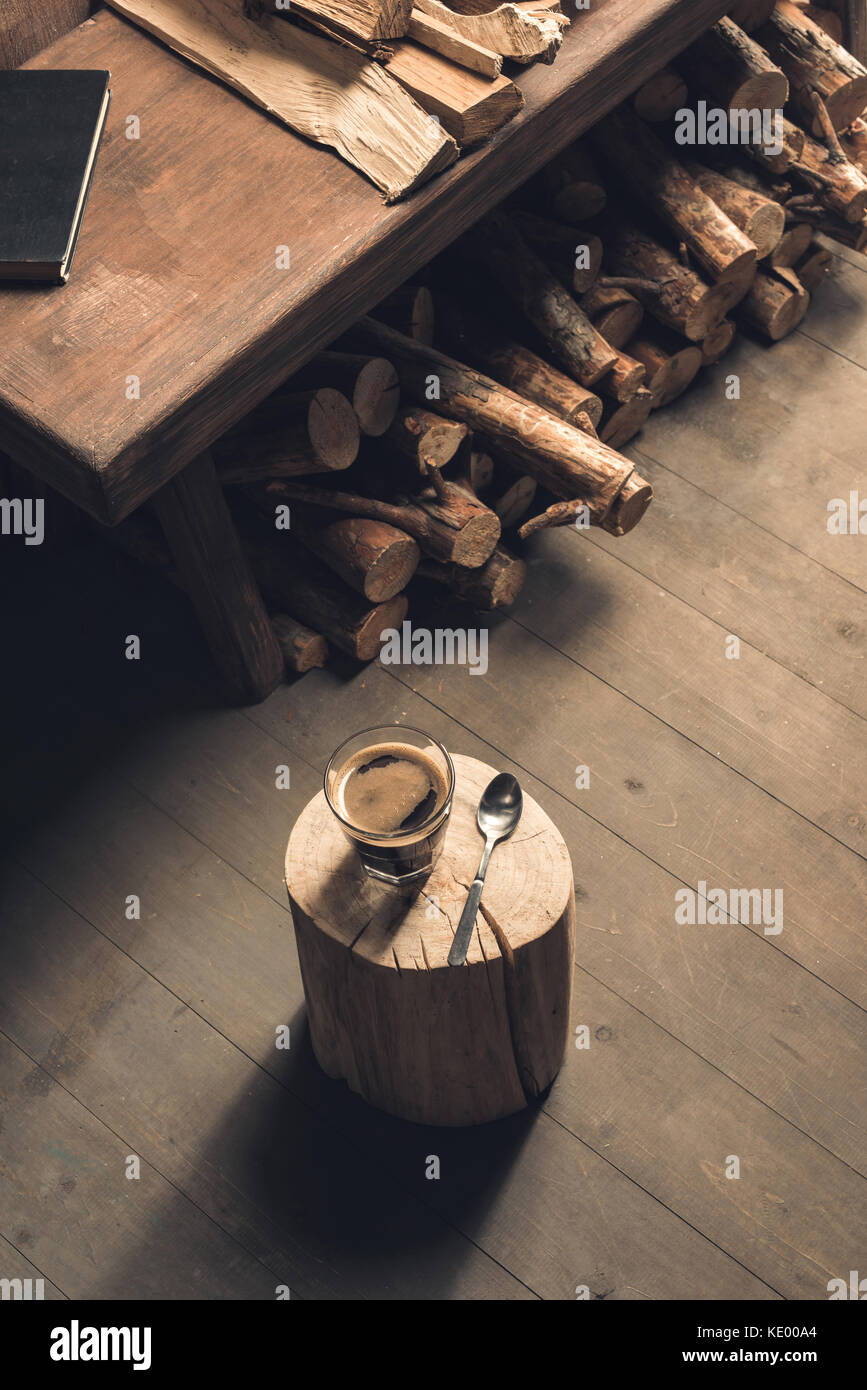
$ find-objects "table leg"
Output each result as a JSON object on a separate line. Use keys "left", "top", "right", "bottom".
{"left": 153, "top": 451, "right": 283, "bottom": 703}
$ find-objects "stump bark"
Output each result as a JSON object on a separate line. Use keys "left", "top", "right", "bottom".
{"left": 285, "top": 753, "right": 576, "bottom": 1126}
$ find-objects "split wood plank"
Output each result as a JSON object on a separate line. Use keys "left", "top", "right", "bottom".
{"left": 407, "top": 7, "right": 502, "bottom": 76}
{"left": 384, "top": 39, "right": 523, "bottom": 143}
{"left": 105, "top": 0, "right": 458, "bottom": 201}
{"left": 275, "top": 0, "right": 413, "bottom": 43}
{"left": 414, "top": 0, "right": 566, "bottom": 62}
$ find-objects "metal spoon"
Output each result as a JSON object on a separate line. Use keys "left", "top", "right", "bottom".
{"left": 448, "top": 773, "right": 523, "bottom": 967}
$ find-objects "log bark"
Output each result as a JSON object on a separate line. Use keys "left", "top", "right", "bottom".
{"left": 758, "top": 0, "right": 867, "bottom": 132}
{"left": 600, "top": 346, "right": 647, "bottom": 403}
{"left": 798, "top": 130, "right": 867, "bottom": 221}
{"left": 414, "top": 0, "right": 567, "bottom": 63}
{"left": 262, "top": 477, "right": 501, "bottom": 566}
{"left": 701, "top": 318, "right": 738, "bottom": 362}
{"left": 289, "top": 353, "right": 400, "bottom": 437}
{"left": 795, "top": 238, "right": 834, "bottom": 284}
{"left": 579, "top": 284, "right": 644, "bottom": 349}
{"left": 340, "top": 317, "right": 647, "bottom": 527}
{"left": 407, "top": 8, "right": 502, "bottom": 76}
{"left": 511, "top": 211, "right": 603, "bottom": 292}
{"left": 435, "top": 295, "right": 606, "bottom": 429}
{"left": 384, "top": 40, "right": 523, "bottom": 144}
{"left": 633, "top": 65, "right": 688, "bottom": 122}
{"left": 790, "top": 2, "right": 845, "bottom": 42}
{"left": 603, "top": 220, "right": 743, "bottom": 340}
{"left": 386, "top": 404, "right": 469, "bottom": 469}
{"left": 738, "top": 266, "right": 811, "bottom": 337}
{"left": 374, "top": 284, "right": 436, "bottom": 345}
{"left": 289, "top": 508, "right": 421, "bottom": 602}
{"left": 466, "top": 210, "right": 617, "bottom": 386}
{"left": 284, "top": 753, "right": 576, "bottom": 1126}
{"left": 599, "top": 468, "right": 655, "bottom": 537}
{"left": 683, "top": 160, "right": 786, "bottom": 258}
{"left": 416, "top": 544, "right": 526, "bottom": 609}
{"left": 271, "top": 614, "right": 329, "bottom": 674}
{"left": 246, "top": 531, "right": 409, "bottom": 662}
{"left": 679, "top": 17, "right": 789, "bottom": 110}
{"left": 215, "top": 389, "right": 359, "bottom": 482}
{"left": 106, "top": 0, "right": 458, "bottom": 202}
{"left": 600, "top": 387, "right": 654, "bottom": 449}
{"left": 592, "top": 107, "right": 758, "bottom": 286}
{"left": 627, "top": 333, "right": 703, "bottom": 407}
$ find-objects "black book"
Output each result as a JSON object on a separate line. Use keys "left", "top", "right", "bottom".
{"left": 0, "top": 70, "right": 111, "bottom": 285}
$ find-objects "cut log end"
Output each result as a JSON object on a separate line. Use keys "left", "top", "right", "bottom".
{"left": 308, "top": 387, "right": 362, "bottom": 469}
{"left": 271, "top": 613, "right": 329, "bottom": 674}
{"left": 354, "top": 358, "right": 401, "bottom": 436}
{"left": 701, "top": 318, "right": 737, "bottom": 364}
{"left": 601, "top": 471, "right": 654, "bottom": 535}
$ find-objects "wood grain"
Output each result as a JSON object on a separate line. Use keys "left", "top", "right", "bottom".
{"left": 0, "top": 0, "right": 731, "bottom": 523}
{"left": 0, "top": 0, "right": 94, "bottom": 68}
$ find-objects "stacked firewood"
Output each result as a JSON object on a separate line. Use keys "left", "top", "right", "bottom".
{"left": 112, "top": 0, "right": 867, "bottom": 679}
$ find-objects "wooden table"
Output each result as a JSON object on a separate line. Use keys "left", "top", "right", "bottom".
{"left": 0, "top": 0, "right": 730, "bottom": 699}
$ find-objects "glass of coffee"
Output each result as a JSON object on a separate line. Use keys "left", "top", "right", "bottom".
{"left": 324, "top": 726, "right": 455, "bottom": 886}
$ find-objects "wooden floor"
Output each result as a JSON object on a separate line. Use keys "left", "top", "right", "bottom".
{"left": 1, "top": 246, "right": 865, "bottom": 1302}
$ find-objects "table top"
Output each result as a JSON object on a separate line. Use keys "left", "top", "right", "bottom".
{"left": 0, "top": 0, "right": 729, "bottom": 523}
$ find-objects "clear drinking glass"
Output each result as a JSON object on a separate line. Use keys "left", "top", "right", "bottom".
{"left": 324, "top": 726, "right": 455, "bottom": 886}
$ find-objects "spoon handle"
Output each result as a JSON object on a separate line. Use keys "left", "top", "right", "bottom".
{"left": 448, "top": 838, "right": 494, "bottom": 967}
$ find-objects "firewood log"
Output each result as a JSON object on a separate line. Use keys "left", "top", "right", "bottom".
{"left": 592, "top": 108, "right": 758, "bottom": 286}
{"left": 413, "top": 0, "right": 567, "bottom": 64}
{"left": 415, "top": 544, "right": 526, "bottom": 609}
{"left": 407, "top": 8, "right": 503, "bottom": 77}
{"left": 244, "top": 530, "right": 409, "bottom": 663}
{"left": 789, "top": 2, "right": 844, "bottom": 41}
{"left": 289, "top": 352, "right": 400, "bottom": 436}
{"left": 374, "top": 284, "right": 435, "bottom": 344}
{"left": 804, "top": 211, "right": 867, "bottom": 247}
{"left": 539, "top": 144, "right": 607, "bottom": 220}
{"left": 385, "top": 404, "right": 469, "bottom": 469}
{"left": 261, "top": 477, "right": 500, "bottom": 566}
{"left": 794, "top": 239, "right": 834, "bottom": 285}
{"left": 633, "top": 66, "right": 688, "bottom": 121}
{"left": 798, "top": 131, "right": 867, "bottom": 221}
{"left": 510, "top": 210, "right": 603, "bottom": 292}
{"left": 600, "top": 387, "right": 654, "bottom": 449}
{"left": 841, "top": 116, "right": 867, "bottom": 173}
{"left": 701, "top": 318, "right": 738, "bottom": 363}
{"left": 215, "top": 388, "right": 360, "bottom": 481}
{"left": 758, "top": 0, "right": 867, "bottom": 133}
{"left": 276, "top": 0, "right": 413, "bottom": 43}
{"left": 340, "top": 317, "right": 648, "bottom": 528}
{"left": 768, "top": 220, "right": 815, "bottom": 265}
{"left": 744, "top": 116, "right": 807, "bottom": 173}
{"left": 271, "top": 614, "right": 329, "bottom": 674}
{"left": 287, "top": 507, "right": 421, "bottom": 602}
{"left": 435, "top": 294, "right": 605, "bottom": 428}
{"left": 462, "top": 211, "right": 617, "bottom": 386}
{"left": 579, "top": 284, "right": 644, "bottom": 349}
{"left": 602, "top": 221, "right": 744, "bottom": 340}
{"left": 518, "top": 498, "right": 589, "bottom": 539}
{"left": 600, "top": 469, "right": 654, "bottom": 537}
{"left": 600, "top": 345, "right": 647, "bottom": 403}
{"left": 683, "top": 160, "right": 786, "bottom": 258}
{"left": 385, "top": 41, "right": 524, "bottom": 143}
{"left": 678, "top": 17, "right": 789, "bottom": 110}
{"left": 627, "top": 332, "right": 703, "bottom": 407}
{"left": 727, "top": 0, "right": 776, "bottom": 31}
{"left": 491, "top": 471, "right": 538, "bottom": 529}
{"left": 738, "top": 266, "right": 811, "bottom": 338}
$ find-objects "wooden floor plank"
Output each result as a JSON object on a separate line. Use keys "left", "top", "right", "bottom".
{"left": 513, "top": 528, "right": 867, "bottom": 855}
{"left": 352, "top": 621, "right": 867, "bottom": 1007}
{"left": 635, "top": 333, "right": 867, "bottom": 590}
{"left": 797, "top": 253, "right": 867, "bottom": 371}
{"left": 0, "top": 862, "right": 532, "bottom": 1302}
{"left": 0, "top": 1232, "right": 67, "bottom": 1301}
{"left": 0, "top": 1032, "right": 283, "bottom": 1300}
{"left": 0, "top": 856, "right": 772, "bottom": 1300}
{"left": 584, "top": 453, "right": 866, "bottom": 719}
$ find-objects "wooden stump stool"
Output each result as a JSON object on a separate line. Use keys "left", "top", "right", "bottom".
{"left": 285, "top": 754, "right": 576, "bottom": 1126}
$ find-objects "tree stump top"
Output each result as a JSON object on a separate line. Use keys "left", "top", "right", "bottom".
{"left": 285, "top": 753, "right": 573, "bottom": 973}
